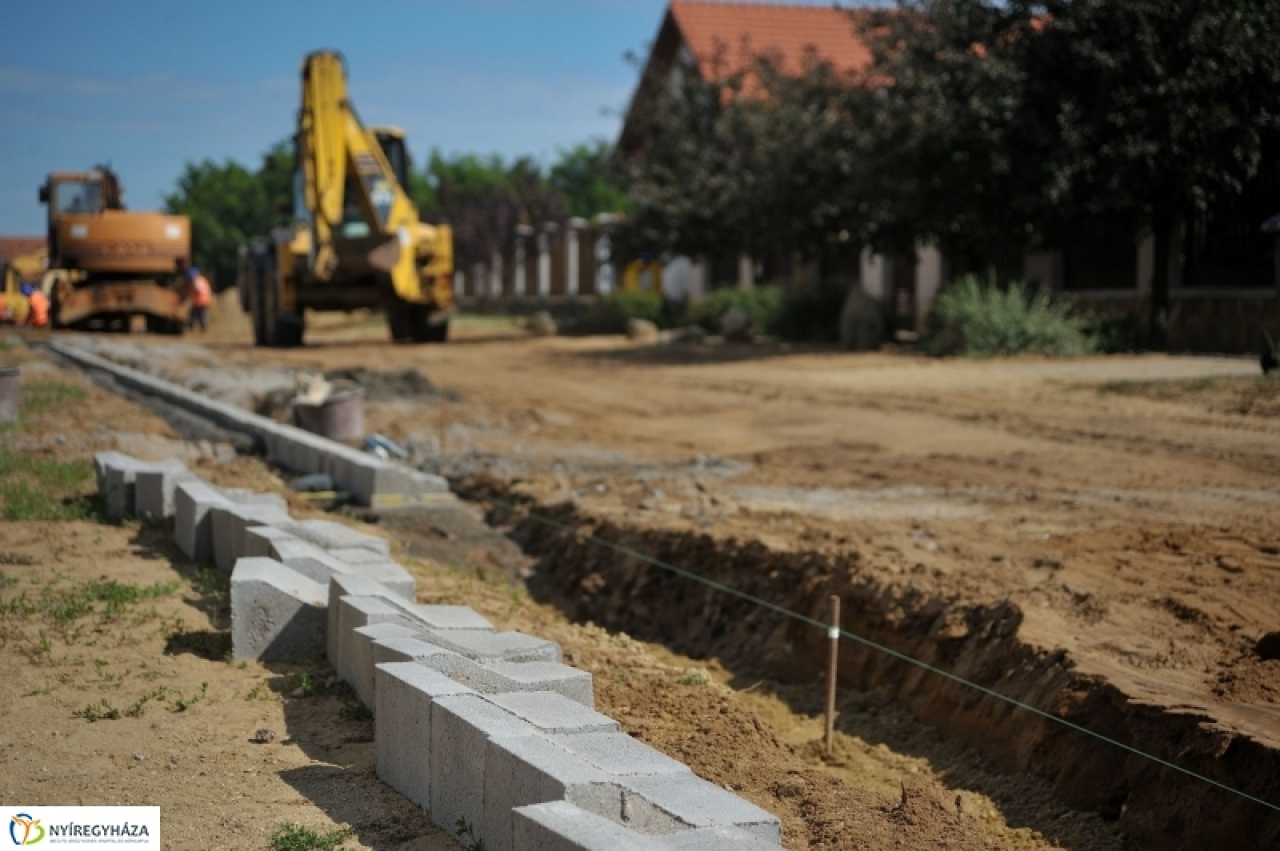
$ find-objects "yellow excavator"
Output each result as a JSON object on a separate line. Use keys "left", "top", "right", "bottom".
{"left": 1, "top": 248, "right": 46, "bottom": 324}
{"left": 238, "top": 50, "right": 454, "bottom": 346}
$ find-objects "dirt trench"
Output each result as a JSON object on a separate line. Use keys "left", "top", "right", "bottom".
{"left": 464, "top": 478, "right": 1280, "bottom": 851}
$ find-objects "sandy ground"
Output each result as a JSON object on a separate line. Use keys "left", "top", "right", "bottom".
{"left": 6, "top": 304, "right": 1280, "bottom": 848}
{"left": 0, "top": 333, "right": 1087, "bottom": 851}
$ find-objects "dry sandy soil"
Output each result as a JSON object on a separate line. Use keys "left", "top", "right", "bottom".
{"left": 6, "top": 302, "right": 1280, "bottom": 849}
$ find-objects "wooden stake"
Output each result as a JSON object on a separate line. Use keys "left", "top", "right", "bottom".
{"left": 825, "top": 594, "right": 840, "bottom": 756}
{"left": 439, "top": 400, "right": 450, "bottom": 456}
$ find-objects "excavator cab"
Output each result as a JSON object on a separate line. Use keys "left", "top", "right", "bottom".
{"left": 371, "top": 127, "right": 410, "bottom": 191}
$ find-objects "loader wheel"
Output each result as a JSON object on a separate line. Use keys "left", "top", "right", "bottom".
{"left": 386, "top": 300, "right": 413, "bottom": 342}
{"left": 252, "top": 250, "right": 304, "bottom": 347}
{"left": 417, "top": 316, "right": 449, "bottom": 344}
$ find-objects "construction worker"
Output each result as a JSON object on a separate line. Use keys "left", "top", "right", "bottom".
{"left": 23, "top": 284, "right": 49, "bottom": 328}
{"left": 187, "top": 266, "right": 212, "bottom": 332}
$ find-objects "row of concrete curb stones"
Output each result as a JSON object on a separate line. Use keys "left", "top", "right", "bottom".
{"left": 51, "top": 340, "right": 449, "bottom": 509}
{"left": 94, "top": 451, "right": 784, "bottom": 850}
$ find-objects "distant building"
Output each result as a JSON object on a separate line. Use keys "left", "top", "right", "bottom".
{"left": 617, "top": 2, "right": 950, "bottom": 337}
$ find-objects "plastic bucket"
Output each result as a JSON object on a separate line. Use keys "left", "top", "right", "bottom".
{"left": 294, "top": 386, "right": 364, "bottom": 442}
{"left": 0, "top": 365, "right": 18, "bottom": 423}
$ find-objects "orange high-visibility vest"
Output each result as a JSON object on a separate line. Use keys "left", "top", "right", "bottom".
{"left": 191, "top": 274, "right": 212, "bottom": 308}
{"left": 27, "top": 290, "right": 49, "bottom": 327}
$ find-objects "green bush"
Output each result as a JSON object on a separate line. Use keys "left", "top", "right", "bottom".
{"left": 589, "top": 290, "right": 665, "bottom": 334}
{"left": 684, "top": 286, "right": 784, "bottom": 334}
{"left": 922, "top": 274, "right": 1098, "bottom": 357}
{"left": 772, "top": 279, "right": 850, "bottom": 342}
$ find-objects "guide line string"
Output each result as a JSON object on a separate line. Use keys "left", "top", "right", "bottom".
{"left": 464, "top": 487, "right": 1280, "bottom": 816}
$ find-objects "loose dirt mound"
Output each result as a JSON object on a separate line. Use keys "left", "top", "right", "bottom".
{"left": 324, "top": 367, "right": 458, "bottom": 402}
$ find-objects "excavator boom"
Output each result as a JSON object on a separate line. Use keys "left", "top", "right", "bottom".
{"left": 296, "top": 51, "right": 426, "bottom": 302}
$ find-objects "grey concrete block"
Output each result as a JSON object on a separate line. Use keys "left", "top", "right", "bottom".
{"left": 289, "top": 518, "right": 391, "bottom": 555}
{"left": 430, "top": 693, "right": 537, "bottom": 844}
{"left": 485, "top": 661, "right": 594, "bottom": 708}
{"left": 230, "top": 557, "right": 327, "bottom": 661}
{"left": 328, "top": 573, "right": 400, "bottom": 666}
{"left": 336, "top": 595, "right": 418, "bottom": 690}
{"left": 217, "top": 487, "right": 288, "bottom": 511}
{"left": 133, "top": 460, "right": 192, "bottom": 520}
{"left": 370, "top": 635, "right": 457, "bottom": 671}
{"left": 548, "top": 732, "right": 690, "bottom": 780}
{"left": 483, "top": 735, "right": 612, "bottom": 851}
{"left": 390, "top": 602, "right": 493, "bottom": 632}
{"left": 348, "top": 559, "right": 416, "bottom": 599}
{"left": 383, "top": 641, "right": 593, "bottom": 708}
{"left": 484, "top": 692, "right": 618, "bottom": 735}
{"left": 174, "top": 479, "right": 232, "bottom": 562}
{"left": 273, "top": 539, "right": 415, "bottom": 599}
{"left": 425, "top": 630, "right": 561, "bottom": 664}
{"left": 244, "top": 526, "right": 301, "bottom": 559}
{"left": 512, "top": 801, "right": 658, "bottom": 851}
{"left": 374, "top": 662, "right": 474, "bottom": 809}
{"left": 620, "top": 773, "right": 782, "bottom": 842}
{"left": 95, "top": 452, "right": 168, "bottom": 521}
{"left": 211, "top": 503, "right": 292, "bottom": 572}
{"left": 271, "top": 538, "right": 346, "bottom": 584}
{"left": 654, "top": 825, "right": 784, "bottom": 850}
{"left": 327, "top": 546, "right": 387, "bottom": 565}
{"left": 350, "top": 622, "right": 421, "bottom": 709}
{"left": 93, "top": 451, "right": 134, "bottom": 495}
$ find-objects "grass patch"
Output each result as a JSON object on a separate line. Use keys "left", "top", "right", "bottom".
{"left": 677, "top": 668, "right": 710, "bottom": 686}
{"left": 73, "top": 699, "right": 121, "bottom": 722}
{"left": 72, "top": 682, "right": 208, "bottom": 722}
{"left": 19, "top": 381, "right": 88, "bottom": 415}
{"left": 922, "top": 274, "right": 1097, "bottom": 357}
{"left": 0, "top": 450, "right": 94, "bottom": 521}
{"left": 269, "top": 823, "right": 355, "bottom": 851}
{"left": 0, "top": 576, "right": 180, "bottom": 624}
{"left": 455, "top": 817, "right": 486, "bottom": 851}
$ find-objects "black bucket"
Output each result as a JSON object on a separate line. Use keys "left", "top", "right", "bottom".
{"left": 0, "top": 365, "right": 18, "bottom": 423}
{"left": 294, "top": 386, "right": 364, "bottom": 442}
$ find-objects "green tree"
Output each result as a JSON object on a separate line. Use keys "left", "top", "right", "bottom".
{"left": 616, "top": 46, "right": 872, "bottom": 266}
{"left": 860, "top": 0, "right": 1280, "bottom": 342}
{"left": 163, "top": 140, "right": 294, "bottom": 290}
{"left": 857, "top": 2, "right": 1051, "bottom": 261}
{"left": 1025, "top": 0, "right": 1280, "bottom": 342}
{"left": 548, "top": 140, "right": 631, "bottom": 219}
{"left": 164, "top": 160, "right": 267, "bottom": 290}
{"left": 413, "top": 150, "right": 563, "bottom": 267}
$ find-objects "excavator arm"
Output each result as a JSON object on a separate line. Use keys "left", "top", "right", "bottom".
{"left": 296, "top": 50, "right": 425, "bottom": 301}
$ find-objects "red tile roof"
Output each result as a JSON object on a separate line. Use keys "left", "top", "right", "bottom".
{"left": 669, "top": 1, "right": 873, "bottom": 82}
{"left": 0, "top": 237, "right": 45, "bottom": 264}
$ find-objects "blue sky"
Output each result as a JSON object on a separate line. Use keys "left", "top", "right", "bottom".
{"left": 0, "top": 0, "right": 826, "bottom": 234}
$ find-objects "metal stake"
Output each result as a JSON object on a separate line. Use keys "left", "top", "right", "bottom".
{"left": 825, "top": 594, "right": 840, "bottom": 756}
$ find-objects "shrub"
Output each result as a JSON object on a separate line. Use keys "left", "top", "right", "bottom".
{"left": 684, "top": 286, "right": 784, "bottom": 335}
{"left": 772, "top": 278, "right": 851, "bottom": 343}
{"left": 922, "top": 274, "right": 1098, "bottom": 357}
{"left": 588, "top": 290, "right": 665, "bottom": 334}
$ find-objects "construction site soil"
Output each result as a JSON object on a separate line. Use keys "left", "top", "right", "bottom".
{"left": 7, "top": 301, "right": 1280, "bottom": 849}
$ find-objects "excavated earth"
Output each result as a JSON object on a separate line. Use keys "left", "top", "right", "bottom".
{"left": 45, "top": 302, "right": 1280, "bottom": 849}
